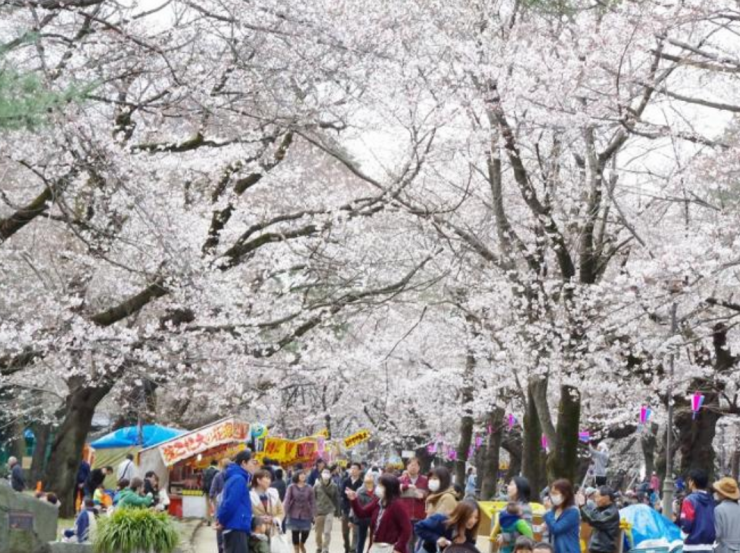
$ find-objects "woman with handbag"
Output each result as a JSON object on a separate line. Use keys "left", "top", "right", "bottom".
{"left": 251, "top": 469, "right": 286, "bottom": 537}
{"left": 346, "top": 474, "right": 412, "bottom": 553}
{"left": 285, "top": 469, "right": 316, "bottom": 553}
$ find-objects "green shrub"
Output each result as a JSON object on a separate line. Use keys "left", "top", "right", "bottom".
{"left": 93, "top": 508, "right": 180, "bottom": 553}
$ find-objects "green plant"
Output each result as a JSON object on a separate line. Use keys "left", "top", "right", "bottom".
{"left": 93, "top": 508, "right": 180, "bottom": 553}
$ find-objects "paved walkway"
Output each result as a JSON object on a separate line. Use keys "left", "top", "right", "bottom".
{"left": 193, "top": 522, "right": 349, "bottom": 553}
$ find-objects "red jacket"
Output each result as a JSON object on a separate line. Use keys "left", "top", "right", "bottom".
{"left": 351, "top": 497, "right": 412, "bottom": 553}
{"left": 399, "top": 474, "right": 429, "bottom": 521}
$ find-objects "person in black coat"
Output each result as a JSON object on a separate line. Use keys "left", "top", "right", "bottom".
{"left": 84, "top": 465, "right": 113, "bottom": 498}
{"left": 577, "top": 486, "right": 620, "bottom": 553}
{"left": 271, "top": 468, "right": 288, "bottom": 502}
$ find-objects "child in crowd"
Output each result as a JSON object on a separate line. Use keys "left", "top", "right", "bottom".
{"left": 113, "top": 479, "right": 130, "bottom": 506}
{"left": 249, "top": 517, "right": 271, "bottom": 553}
{"left": 63, "top": 498, "right": 98, "bottom": 543}
{"left": 491, "top": 502, "right": 534, "bottom": 553}
{"left": 513, "top": 537, "right": 535, "bottom": 553}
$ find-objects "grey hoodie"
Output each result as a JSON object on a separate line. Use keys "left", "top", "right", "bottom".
{"left": 715, "top": 499, "right": 740, "bottom": 553}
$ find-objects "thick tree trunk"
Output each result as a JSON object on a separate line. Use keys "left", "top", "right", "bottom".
{"left": 11, "top": 417, "right": 26, "bottom": 460}
{"left": 455, "top": 352, "right": 476, "bottom": 487}
{"left": 415, "top": 445, "right": 435, "bottom": 473}
{"left": 522, "top": 383, "right": 547, "bottom": 501}
{"left": 731, "top": 449, "right": 739, "bottom": 481}
{"left": 675, "top": 391, "right": 721, "bottom": 478}
{"left": 546, "top": 385, "right": 581, "bottom": 484}
{"left": 44, "top": 379, "right": 112, "bottom": 518}
{"left": 480, "top": 407, "right": 504, "bottom": 500}
{"left": 502, "top": 432, "right": 523, "bottom": 482}
{"left": 455, "top": 414, "right": 474, "bottom": 487}
{"left": 30, "top": 422, "right": 52, "bottom": 487}
{"left": 640, "top": 423, "right": 659, "bottom": 478}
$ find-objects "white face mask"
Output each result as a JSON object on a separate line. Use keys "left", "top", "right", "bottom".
{"left": 550, "top": 494, "right": 564, "bottom": 507}
{"left": 322, "top": 472, "right": 331, "bottom": 481}
{"left": 375, "top": 486, "right": 385, "bottom": 499}
{"left": 428, "top": 479, "right": 440, "bottom": 492}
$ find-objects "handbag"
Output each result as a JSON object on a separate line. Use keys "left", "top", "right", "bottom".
{"left": 270, "top": 531, "right": 291, "bottom": 553}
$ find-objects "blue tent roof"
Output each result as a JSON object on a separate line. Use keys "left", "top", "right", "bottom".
{"left": 90, "top": 425, "right": 185, "bottom": 449}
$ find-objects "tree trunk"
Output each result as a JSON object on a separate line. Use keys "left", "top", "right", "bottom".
{"left": 480, "top": 407, "right": 504, "bottom": 500}
{"left": 731, "top": 449, "right": 739, "bottom": 481}
{"left": 455, "top": 352, "right": 476, "bottom": 487}
{"left": 11, "top": 417, "right": 26, "bottom": 460}
{"left": 502, "top": 432, "right": 523, "bottom": 482}
{"left": 415, "top": 445, "right": 435, "bottom": 473}
{"left": 522, "top": 383, "right": 547, "bottom": 501}
{"left": 30, "top": 422, "right": 52, "bottom": 487}
{"left": 675, "top": 391, "right": 721, "bottom": 479}
{"left": 546, "top": 385, "right": 581, "bottom": 484}
{"left": 44, "top": 379, "right": 113, "bottom": 518}
{"left": 640, "top": 423, "right": 659, "bottom": 478}
{"left": 455, "top": 414, "right": 474, "bottom": 487}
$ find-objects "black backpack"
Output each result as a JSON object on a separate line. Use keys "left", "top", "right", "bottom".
{"left": 203, "top": 467, "right": 218, "bottom": 493}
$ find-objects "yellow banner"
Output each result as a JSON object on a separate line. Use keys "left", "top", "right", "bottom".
{"left": 343, "top": 429, "right": 371, "bottom": 449}
{"left": 263, "top": 436, "right": 320, "bottom": 464}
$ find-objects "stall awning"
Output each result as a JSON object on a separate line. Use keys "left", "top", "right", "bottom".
{"left": 90, "top": 425, "right": 185, "bottom": 449}
{"left": 140, "top": 417, "right": 250, "bottom": 467}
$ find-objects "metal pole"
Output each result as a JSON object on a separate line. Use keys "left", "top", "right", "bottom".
{"left": 662, "top": 302, "right": 677, "bottom": 517}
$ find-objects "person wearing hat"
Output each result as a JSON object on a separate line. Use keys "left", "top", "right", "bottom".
{"left": 577, "top": 486, "right": 620, "bottom": 553}
{"left": 714, "top": 477, "right": 740, "bottom": 553}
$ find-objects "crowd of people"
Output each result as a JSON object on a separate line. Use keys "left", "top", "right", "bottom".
{"left": 5, "top": 446, "right": 740, "bottom": 553}
{"left": 205, "top": 451, "right": 740, "bottom": 553}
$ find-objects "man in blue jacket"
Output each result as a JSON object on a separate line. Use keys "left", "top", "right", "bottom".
{"left": 679, "top": 469, "right": 716, "bottom": 552}
{"left": 217, "top": 450, "right": 259, "bottom": 553}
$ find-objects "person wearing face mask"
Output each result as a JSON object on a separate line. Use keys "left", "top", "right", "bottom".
{"left": 713, "top": 477, "right": 740, "bottom": 553}
{"left": 425, "top": 467, "right": 458, "bottom": 517}
{"left": 543, "top": 479, "right": 580, "bottom": 553}
{"left": 346, "top": 474, "right": 412, "bottom": 553}
{"left": 576, "top": 486, "right": 620, "bottom": 553}
{"left": 415, "top": 499, "right": 481, "bottom": 553}
{"left": 314, "top": 465, "right": 341, "bottom": 553}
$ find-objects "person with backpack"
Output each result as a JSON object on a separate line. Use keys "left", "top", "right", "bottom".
{"left": 315, "top": 466, "right": 341, "bottom": 553}
{"left": 680, "top": 469, "right": 716, "bottom": 553}
{"left": 203, "top": 460, "right": 219, "bottom": 526}
{"left": 117, "top": 453, "right": 135, "bottom": 483}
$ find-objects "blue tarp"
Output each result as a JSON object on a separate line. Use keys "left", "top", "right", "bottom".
{"left": 90, "top": 425, "right": 184, "bottom": 449}
{"left": 620, "top": 504, "right": 682, "bottom": 547}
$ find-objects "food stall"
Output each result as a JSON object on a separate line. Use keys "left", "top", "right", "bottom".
{"left": 88, "top": 425, "right": 185, "bottom": 489}
{"left": 137, "top": 417, "right": 250, "bottom": 518}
